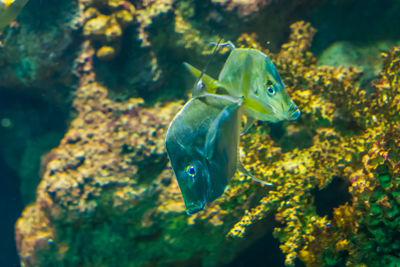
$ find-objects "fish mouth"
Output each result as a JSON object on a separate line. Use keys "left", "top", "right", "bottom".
{"left": 286, "top": 104, "right": 301, "bottom": 121}
{"left": 186, "top": 202, "right": 205, "bottom": 215}
{"left": 289, "top": 108, "right": 301, "bottom": 120}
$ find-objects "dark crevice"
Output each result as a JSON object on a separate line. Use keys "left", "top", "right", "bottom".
{"left": 312, "top": 176, "right": 352, "bottom": 220}
{"left": 0, "top": 156, "right": 23, "bottom": 267}
{"left": 0, "top": 88, "right": 68, "bottom": 205}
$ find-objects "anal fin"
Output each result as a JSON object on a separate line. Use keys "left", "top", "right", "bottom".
{"left": 237, "top": 162, "right": 272, "bottom": 186}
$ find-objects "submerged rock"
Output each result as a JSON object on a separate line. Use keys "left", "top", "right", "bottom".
{"left": 11, "top": 1, "right": 400, "bottom": 266}
{"left": 0, "top": 0, "right": 79, "bottom": 93}
{"left": 317, "top": 40, "right": 400, "bottom": 83}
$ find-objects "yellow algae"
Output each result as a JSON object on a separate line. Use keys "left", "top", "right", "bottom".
{"left": 83, "top": 14, "right": 110, "bottom": 38}
{"left": 223, "top": 22, "right": 400, "bottom": 266}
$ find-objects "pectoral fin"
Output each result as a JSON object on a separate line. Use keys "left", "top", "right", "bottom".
{"left": 201, "top": 94, "right": 241, "bottom": 160}
{"left": 204, "top": 102, "right": 235, "bottom": 160}
{"left": 237, "top": 162, "right": 272, "bottom": 186}
{"left": 241, "top": 116, "right": 255, "bottom": 136}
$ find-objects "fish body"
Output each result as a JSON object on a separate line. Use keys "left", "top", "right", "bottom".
{"left": 0, "top": 0, "right": 28, "bottom": 31}
{"left": 185, "top": 47, "right": 301, "bottom": 123}
{"left": 165, "top": 94, "right": 241, "bottom": 214}
{"left": 166, "top": 46, "right": 293, "bottom": 214}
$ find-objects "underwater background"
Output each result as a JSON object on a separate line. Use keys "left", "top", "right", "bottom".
{"left": 1, "top": 0, "right": 400, "bottom": 266}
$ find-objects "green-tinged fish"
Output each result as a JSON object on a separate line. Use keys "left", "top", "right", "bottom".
{"left": 165, "top": 94, "right": 245, "bottom": 214}
{"left": 185, "top": 47, "right": 301, "bottom": 128}
{"left": 0, "top": 0, "right": 28, "bottom": 31}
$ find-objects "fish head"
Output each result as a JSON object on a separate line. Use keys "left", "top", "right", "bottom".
{"left": 165, "top": 99, "right": 213, "bottom": 215}
{"left": 245, "top": 58, "right": 300, "bottom": 122}
{"left": 165, "top": 95, "right": 241, "bottom": 214}
{"left": 218, "top": 48, "right": 300, "bottom": 122}
{"left": 173, "top": 155, "right": 210, "bottom": 215}
{"left": 166, "top": 131, "right": 210, "bottom": 214}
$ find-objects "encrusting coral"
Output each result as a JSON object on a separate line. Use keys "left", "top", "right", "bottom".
{"left": 76, "top": 0, "right": 323, "bottom": 104}
{"left": 14, "top": 41, "right": 258, "bottom": 267}
{"left": 79, "top": 0, "right": 205, "bottom": 60}
{"left": 211, "top": 0, "right": 272, "bottom": 17}
{"left": 15, "top": 20, "right": 400, "bottom": 266}
{"left": 80, "top": 0, "right": 136, "bottom": 59}
{"left": 226, "top": 22, "right": 400, "bottom": 266}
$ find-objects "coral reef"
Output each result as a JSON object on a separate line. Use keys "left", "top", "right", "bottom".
{"left": 0, "top": 0, "right": 319, "bottom": 100}
{"left": 14, "top": 14, "right": 400, "bottom": 266}
{"left": 0, "top": 0, "right": 79, "bottom": 91}
{"left": 211, "top": 0, "right": 272, "bottom": 17}
{"left": 77, "top": 0, "right": 321, "bottom": 102}
{"left": 317, "top": 40, "right": 400, "bottom": 84}
{"left": 79, "top": 0, "right": 275, "bottom": 58}
{"left": 227, "top": 22, "right": 400, "bottom": 266}
{"left": 78, "top": 0, "right": 219, "bottom": 102}
{"left": 80, "top": 0, "right": 136, "bottom": 59}
{"left": 15, "top": 42, "right": 261, "bottom": 267}
{"left": 0, "top": 1, "right": 79, "bottom": 207}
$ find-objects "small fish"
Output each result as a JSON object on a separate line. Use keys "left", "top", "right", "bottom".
{"left": 165, "top": 94, "right": 243, "bottom": 214}
{"left": 0, "top": 0, "right": 28, "bottom": 31}
{"left": 185, "top": 47, "right": 301, "bottom": 128}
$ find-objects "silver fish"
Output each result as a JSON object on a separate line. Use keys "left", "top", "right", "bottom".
{"left": 165, "top": 94, "right": 242, "bottom": 214}
{"left": 185, "top": 47, "right": 301, "bottom": 129}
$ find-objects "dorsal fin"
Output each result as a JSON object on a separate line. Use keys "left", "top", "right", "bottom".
{"left": 184, "top": 63, "right": 220, "bottom": 94}
{"left": 185, "top": 39, "right": 235, "bottom": 97}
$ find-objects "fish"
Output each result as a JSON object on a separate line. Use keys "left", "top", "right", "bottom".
{"left": 0, "top": 0, "right": 28, "bottom": 31}
{"left": 165, "top": 94, "right": 244, "bottom": 214}
{"left": 185, "top": 47, "right": 301, "bottom": 129}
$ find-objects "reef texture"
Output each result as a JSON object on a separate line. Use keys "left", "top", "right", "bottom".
{"left": 15, "top": 41, "right": 260, "bottom": 267}
{"left": 210, "top": 0, "right": 272, "bottom": 17}
{"left": 79, "top": 0, "right": 275, "bottom": 58}
{"left": 1, "top": 0, "right": 319, "bottom": 237}
{"left": 0, "top": 0, "right": 319, "bottom": 102}
{"left": 0, "top": 0, "right": 79, "bottom": 92}
{"left": 76, "top": 0, "right": 319, "bottom": 101}
{"left": 15, "top": 20, "right": 400, "bottom": 267}
{"left": 227, "top": 22, "right": 400, "bottom": 266}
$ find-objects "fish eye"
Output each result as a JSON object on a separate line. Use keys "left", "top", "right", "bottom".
{"left": 265, "top": 80, "right": 276, "bottom": 96}
{"left": 186, "top": 165, "right": 196, "bottom": 178}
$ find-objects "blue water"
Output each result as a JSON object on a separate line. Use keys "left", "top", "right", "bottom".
{"left": 0, "top": 158, "right": 22, "bottom": 267}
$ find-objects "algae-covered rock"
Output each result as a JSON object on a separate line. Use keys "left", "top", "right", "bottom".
{"left": 317, "top": 40, "right": 400, "bottom": 83}
{"left": 11, "top": 0, "right": 400, "bottom": 266}
{"left": 15, "top": 20, "right": 400, "bottom": 267}
{"left": 80, "top": 0, "right": 321, "bottom": 103}
{"left": 227, "top": 22, "right": 400, "bottom": 266}
{"left": 0, "top": 0, "right": 79, "bottom": 93}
